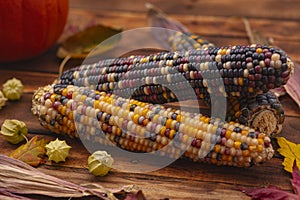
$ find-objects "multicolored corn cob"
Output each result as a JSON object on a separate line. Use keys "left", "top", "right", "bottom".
{"left": 59, "top": 44, "right": 294, "bottom": 102}
{"left": 32, "top": 83, "right": 274, "bottom": 167}
{"left": 226, "top": 91, "right": 284, "bottom": 136}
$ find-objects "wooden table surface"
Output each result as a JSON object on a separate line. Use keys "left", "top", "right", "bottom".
{"left": 1, "top": 0, "right": 300, "bottom": 199}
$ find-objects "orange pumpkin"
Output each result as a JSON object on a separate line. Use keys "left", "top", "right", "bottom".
{"left": 0, "top": 0, "right": 69, "bottom": 62}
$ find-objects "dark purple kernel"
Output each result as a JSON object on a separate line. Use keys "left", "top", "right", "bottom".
{"left": 246, "top": 51, "right": 253, "bottom": 57}
{"left": 264, "top": 141, "right": 270, "bottom": 148}
{"left": 275, "top": 77, "right": 283, "bottom": 87}
{"left": 258, "top": 53, "right": 265, "bottom": 60}
{"left": 233, "top": 127, "right": 242, "bottom": 133}
{"left": 281, "top": 63, "right": 288, "bottom": 71}
{"left": 262, "top": 68, "right": 268, "bottom": 75}
{"left": 249, "top": 81, "right": 255, "bottom": 87}
{"left": 252, "top": 52, "right": 258, "bottom": 59}
{"left": 241, "top": 61, "right": 247, "bottom": 69}
{"left": 246, "top": 57, "right": 253, "bottom": 63}
{"left": 44, "top": 93, "right": 51, "bottom": 100}
{"left": 220, "top": 128, "right": 226, "bottom": 137}
{"left": 280, "top": 56, "right": 287, "bottom": 63}
{"left": 268, "top": 76, "right": 276, "bottom": 83}
{"left": 275, "top": 69, "right": 282, "bottom": 77}
{"left": 267, "top": 67, "right": 275, "bottom": 75}
{"left": 231, "top": 54, "right": 236, "bottom": 61}
{"left": 247, "top": 132, "right": 256, "bottom": 138}
{"left": 262, "top": 76, "right": 268, "bottom": 84}
{"left": 241, "top": 142, "right": 248, "bottom": 150}
{"left": 282, "top": 70, "right": 290, "bottom": 78}
{"left": 52, "top": 101, "right": 61, "bottom": 110}
{"left": 243, "top": 78, "right": 249, "bottom": 86}
{"left": 264, "top": 58, "right": 271, "bottom": 67}
{"left": 253, "top": 59, "right": 259, "bottom": 66}
{"left": 228, "top": 69, "right": 233, "bottom": 78}
{"left": 264, "top": 51, "right": 272, "bottom": 58}
{"left": 254, "top": 65, "right": 262, "bottom": 73}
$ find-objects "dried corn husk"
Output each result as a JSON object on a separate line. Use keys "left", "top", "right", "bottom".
{"left": 0, "top": 154, "right": 143, "bottom": 200}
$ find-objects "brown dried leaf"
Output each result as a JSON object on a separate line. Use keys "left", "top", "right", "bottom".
{"left": 240, "top": 163, "right": 300, "bottom": 200}
{"left": 9, "top": 136, "right": 47, "bottom": 167}
{"left": 57, "top": 24, "right": 122, "bottom": 59}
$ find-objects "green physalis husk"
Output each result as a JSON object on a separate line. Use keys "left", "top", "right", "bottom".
{"left": 0, "top": 91, "right": 7, "bottom": 109}
{"left": 2, "top": 78, "right": 24, "bottom": 100}
{"left": 0, "top": 119, "right": 28, "bottom": 144}
{"left": 45, "top": 138, "right": 71, "bottom": 163}
{"left": 88, "top": 151, "right": 114, "bottom": 176}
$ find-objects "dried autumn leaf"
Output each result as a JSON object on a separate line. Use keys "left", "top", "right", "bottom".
{"left": 57, "top": 24, "right": 122, "bottom": 59}
{"left": 146, "top": 3, "right": 190, "bottom": 50}
{"left": 10, "top": 136, "right": 47, "bottom": 167}
{"left": 277, "top": 137, "right": 300, "bottom": 173}
{"left": 240, "top": 162, "right": 300, "bottom": 200}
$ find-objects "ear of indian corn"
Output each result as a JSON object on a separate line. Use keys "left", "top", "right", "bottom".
{"left": 59, "top": 44, "right": 294, "bottom": 102}
{"left": 32, "top": 83, "right": 274, "bottom": 167}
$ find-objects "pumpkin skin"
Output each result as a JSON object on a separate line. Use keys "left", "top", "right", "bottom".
{"left": 0, "top": 0, "right": 69, "bottom": 62}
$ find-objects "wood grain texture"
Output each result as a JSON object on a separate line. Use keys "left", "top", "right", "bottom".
{"left": 0, "top": 0, "right": 299, "bottom": 199}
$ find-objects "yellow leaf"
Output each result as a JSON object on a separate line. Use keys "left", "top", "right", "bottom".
{"left": 10, "top": 136, "right": 47, "bottom": 167}
{"left": 277, "top": 137, "right": 300, "bottom": 173}
{"left": 57, "top": 24, "right": 122, "bottom": 59}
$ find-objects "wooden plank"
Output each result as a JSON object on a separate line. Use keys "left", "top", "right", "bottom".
{"left": 0, "top": 70, "right": 57, "bottom": 92}
{"left": 64, "top": 9, "right": 300, "bottom": 62}
{"left": 70, "top": 0, "right": 300, "bottom": 21}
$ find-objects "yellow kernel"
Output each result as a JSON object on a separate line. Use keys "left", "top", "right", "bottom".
{"left": 62, "top": 88, "right": 68, "bottom": 97}
{"left": 249, "top": 145, "right": 257, "bottom": 152}
{"left": 50, "top": 94, "right": 56, "bottom": 102}
{"left": 258, "top": 133, "right": 265, "bottom": 139}
{"left": 234, "top": 141, "right": 241, "bottom": 149}
{"left": 132, "top": 114, "right": 139, "bottom": 124}
{"left": 248, "top": 87, "right": 254, "bottom": 93}
{"left": 242, "top": 150, "right": 249, "bottom": 157}
{"left": 204, "top": 117, "right": 210, "bottom": 124}
{"left": 176, "top": 114, "right": 182, "bottom": 122}
{"left": 225, "top": 130, "right": 232, "bottom": 138}
{"left": 221, "top": 49, "right": 227, "bottom": 55}
{"left": 257, "top": 145, "right": 264, "bottom": 152}
{"left": 142, "top": 108, "right": 149, "bottom": 116}
{"left": 152, "top": 114, "right": 159, "bottom": 123}
{"left": 214, "top": 144, "right": 221, "bottom": 153}
{"left": 80, "top": 95, "right": 87, "bottom": 102}
{"left": 241, "top": 130, "right": 248, "bottom": 135}
{"left": 159, "top": 126, "right": 166, "bottom": 136}
{"left": 256, "top": 48, "right": 263, "bottom": 54}
{"left": 165, "top": 119, "right": 173, "bottom": 129}
{"left": 94, "top": 100, "right": 100, "bottom": 108}
{"left": 258, "top": 138, "right": 264, "bottom": 145}
{"left": 169, "top": 130, "right": 176, "bottom": 139}
{"left": 68, "top": 112, "right": 73, "bottom": 120}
